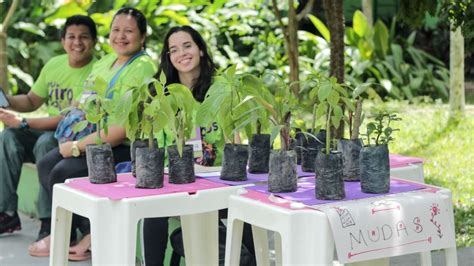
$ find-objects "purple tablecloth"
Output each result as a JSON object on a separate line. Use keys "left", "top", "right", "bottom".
{"left": 247, "top": 177, "right": 427, "bottom": 206}
{"left": 196, "top": 165, "right": 313, "bottom": 185}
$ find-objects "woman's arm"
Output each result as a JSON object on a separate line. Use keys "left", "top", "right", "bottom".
{"left": 59, "top": 125, "right": 126, "bottom": 158}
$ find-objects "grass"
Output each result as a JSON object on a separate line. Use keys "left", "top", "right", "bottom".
{"left": 364, "top": 100, "right": 474, "bottom": 247}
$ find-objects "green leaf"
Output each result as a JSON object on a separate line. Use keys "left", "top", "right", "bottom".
{"left": 327, "top": 90, "right": 340, "bottom": 107}
{"left": 160, "top": 10, "right": 190, "bottom": 25}
{"left": 318, "top": 82, "right": 332, "bottom": 102}
{"left": 353, "top": 10, "right": 368, "bottom": 38}
{"left": 86, "top": 113, "right": 102, "bottom": 124}
{"left": 13, "top": 22, "right": 45, "bottom": 37}
{"left": 45, "top": 2, "right": 87, "bottom": 23}
{"left": 72, "top": 120, "right": 89, "bottom": 133}
{"left": 309, "top": 15, "right": 330, "bottom": 42}
{"left": 373, "top": 20, "right": 389, "bottom": 58}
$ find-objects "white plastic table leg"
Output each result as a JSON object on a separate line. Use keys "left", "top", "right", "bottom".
{"left": 181, "top": 211, "right": 219, "bottom": 266}
{"left": 88, "top": 207, "right": 138, "bottom": 266}
{"left": 274, "top": 232, "right": 283, "bottom": 266}
{"left": 225, "top": 215, "right": 244, "bottom": 266}
{"left": 345, "top": 258, "right": 389, "bottom": 266}
{"left": 251, "top": 224, "right": 270, "bottom": 266}
{"left": 278, "top": 213, "right": 334, "bottom": 266}
{"left": 49, "top": 206, "right": 72, "bottom": 266}
{"left": 420, "top": 251, "right": 433, "bottom": 266}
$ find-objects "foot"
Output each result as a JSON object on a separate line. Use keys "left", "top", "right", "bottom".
{"left": 28, "top": 235, "right": 51, "bottom": 257}
{"left": 69, "top": 234, "right": 91, "bottom": 261}
{"left": 0, "top": 212, "right": 21, "bottom": 235}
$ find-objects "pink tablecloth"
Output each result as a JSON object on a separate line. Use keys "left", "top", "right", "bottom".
{"left": 389, "top": 154, "right": 423, "bottom": 168}
{"left": 66, "top": 173, "right": 227, "bottom": 200}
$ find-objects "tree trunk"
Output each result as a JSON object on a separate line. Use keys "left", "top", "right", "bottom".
{"left": 1, "top": 0, "right": 20, "bottom": 93}
{"left": 287, "top": 0, "right": 300, "bottom": 96}
{"left": 0, "top": 34, "right": 7, "bottom": 93}
{"left": 323, "top": 0, "right": 345, "bottom": 138}
{"left": 362, "top": 0, "right": 373, "bottom": 26}
{"left": 449, "top": 26, "right": 465, "bottom": 117}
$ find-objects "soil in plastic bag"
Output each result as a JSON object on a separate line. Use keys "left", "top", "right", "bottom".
{"left": 360, "top": 144, "right": 390, "bottom": 193}
{"left": 221, "top": 144, "right": 248, "bottom": 181}
{"left": 315, "top": 151, "right": 345, "bottom": 200}
{"left": 86, "top": 143, "right": 117, "bottom": 184}
{"left": 135, "top": 146, "right": 165, "bottom": 188}
{"left": 168, "top": 145, "right": 196, "bottom": 184}
{"left": 337, "top": 138, "right": 363, "bottom": 181}
{"left": 268, "top": 150, "right": 297, "bottom": 193}
{"left": 248, "top": 134, "right": 270, "bottom": 174}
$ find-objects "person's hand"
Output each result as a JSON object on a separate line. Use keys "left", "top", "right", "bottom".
{"left": 0, "top": 109, "right": 22, "bottom": 128}
{"left": 59, "top": 141, "right": 73, "bottom": 158}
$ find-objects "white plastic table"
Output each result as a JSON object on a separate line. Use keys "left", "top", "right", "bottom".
{"left": 225, "top": 185, "right": 458, "bottom": 266}
{"left": 49, "top": 175, "right": 244, "bottom": 266}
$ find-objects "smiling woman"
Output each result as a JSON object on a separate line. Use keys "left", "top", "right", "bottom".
{"left": 31, "top": 7, "right": 157, "bottom": 262}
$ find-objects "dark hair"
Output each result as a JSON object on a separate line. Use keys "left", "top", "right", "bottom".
{"left": 112, "top": 7, "right": 147, "bottom": 48}
{"left": 61, "top": 15, "right": 97, "bottom": 40}
{"left": 157, "top": 26, "right": 216, "bottom": 102}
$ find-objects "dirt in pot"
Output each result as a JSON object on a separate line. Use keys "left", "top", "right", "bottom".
{"left": 221, "top": 144, "right": 248, "bottom": 181}
{"left": 168, "top": 145, "right": 196, "bottom": 184}
{"left": 135, "top": 146, "right": 165, "bottom": 189}
{"left": 86, "top": 143, "right": 117, "bottom": 184}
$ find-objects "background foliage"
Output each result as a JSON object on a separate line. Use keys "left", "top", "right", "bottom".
{"left": 1, "top": 0, "right": 456, "bottom": 101}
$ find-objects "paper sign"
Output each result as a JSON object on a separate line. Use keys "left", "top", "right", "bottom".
{"left": 318, "top": 190, "right": 456, "bottom": 263}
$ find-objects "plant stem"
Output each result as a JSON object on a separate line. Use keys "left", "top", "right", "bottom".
{"left": 326, "top": 105, "right": 332, "bottom": 154}
{"left": 351, "top": 98, "right": 363, "bottom": 140}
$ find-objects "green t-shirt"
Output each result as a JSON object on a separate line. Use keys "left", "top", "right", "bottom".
{"left": 31, "top": 54, "right": 96, "bottom": 116}
{"left": 83, "top": 53, "right": 157, "bottom": 101}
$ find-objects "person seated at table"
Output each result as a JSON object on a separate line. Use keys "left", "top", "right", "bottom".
{"left": 0, "top": 14, "right": 96, "bottom": 244}
{"left": 142, "top": 25, "right": 255, "bottom": 266}
{"left": 30, "top": 7, "right": 157, "bottom": 261}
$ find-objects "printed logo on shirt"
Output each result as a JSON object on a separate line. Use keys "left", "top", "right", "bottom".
{"left": 47, "top": 82, "right": 74, "bottom": 111}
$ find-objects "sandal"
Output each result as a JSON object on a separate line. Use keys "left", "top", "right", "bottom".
{"left": 68, "top": 234, "right": 91, "bottom": 261}
{"left": 28, "top": 235, "right": 51, "bottom": 257}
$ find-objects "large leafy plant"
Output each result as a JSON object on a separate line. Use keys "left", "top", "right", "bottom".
{"left": 162, "top": 82, "right": 198, "bottom": 157}
{"left": 74, "top": 76, "right": 115, "bottom": 145}
{"left": 311, "top": 76, "right": 354, "bottom": 154}
{"left": 242, "top": 72, "right": 298, "bottom": 151}
{"left": 115, "top": 75, "right": 170, "bottom": 149}
{"left": 196, "top": 65, "right": 259, "bottom": 144}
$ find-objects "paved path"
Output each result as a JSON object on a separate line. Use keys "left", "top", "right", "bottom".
{"left": 0, "top": 213, "right": 472, "bottom": 265}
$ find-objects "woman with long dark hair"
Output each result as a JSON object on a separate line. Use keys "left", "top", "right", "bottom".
{"left": 143, "top": 26, "right": 254, "bottom": 266}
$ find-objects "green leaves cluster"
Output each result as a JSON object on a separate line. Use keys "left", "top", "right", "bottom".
{"left": 74, "top": 76, "right": 115, "bottom": 145}
{"left": 115, "top": 75, "right": 170, "bottom": 149}
{"left": 308, "top": 75, "right": 354, "bottom": 154}
{"left": 196, "top": 65, "right": 262, "bottom": 144}
{"left": 364, "top": 112, "right": 401, "bottom": 146}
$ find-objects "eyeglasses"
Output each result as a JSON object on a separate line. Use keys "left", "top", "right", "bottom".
{"left": 168, "top": 43, "right": 194, "bottom": 56}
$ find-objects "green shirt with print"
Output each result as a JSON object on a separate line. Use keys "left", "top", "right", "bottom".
{"left": 31, "top": 54, "right": 96, "bottom": 116}
{"left": 83, "top": 53, "right": 157, "bottom": 101}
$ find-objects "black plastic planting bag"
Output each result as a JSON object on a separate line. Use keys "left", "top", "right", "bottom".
{"left": 268, "top": 150, "right": 297, "bottom": 193}
{"left": 360, "top": 144, "right": 390, "bottom": 193}
{"left": 221, "top": 144, "right": 249, "bottom": 181}
{"left": 315, "top": 151, "right": 345, "bottom": 200}
{"left": 301, "top": 130, "right": 326, "bottom": 172}
{"left": 86, "top": 143, "right": 117, "bottom": 184}
{"left": 248, "top": 134, "right": 270, "bottom": 174}
{"left": 135, "top": 147, "right": 165, "bottom": 189}
{"left": 168, "top": 145, "right": 196, "bottom": 184}
{"left": 337, "top": 138, "right": 363, "bottom": 181}
{"left": 131, "top": 139, "right": 154, "bottom": 177}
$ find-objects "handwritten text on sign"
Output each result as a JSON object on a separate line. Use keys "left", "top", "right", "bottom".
{"left": 320, "top": 189, "right": 455, "bottom": 263}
